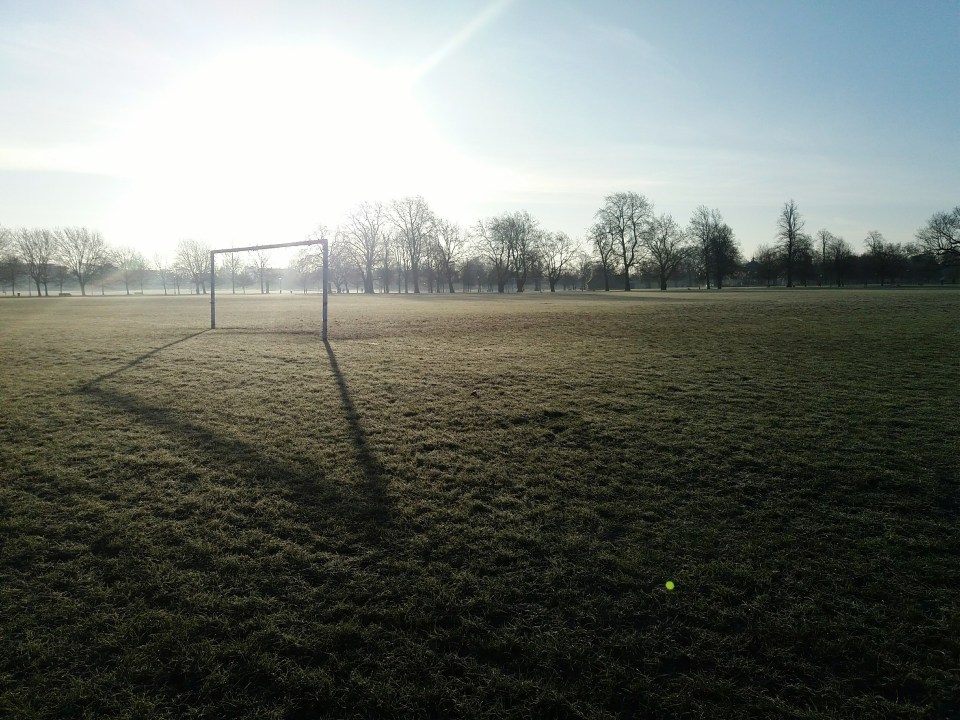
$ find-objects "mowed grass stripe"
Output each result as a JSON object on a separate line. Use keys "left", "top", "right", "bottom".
{"left": 1, "top": 290, "right": 957, "bottom": 718}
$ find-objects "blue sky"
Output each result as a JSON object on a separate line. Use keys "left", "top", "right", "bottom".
{"left": 1, "top": 0, "right": 957, "bottom": 260}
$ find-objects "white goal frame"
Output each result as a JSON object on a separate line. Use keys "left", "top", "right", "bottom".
{"left": 209, "top": 239, "right": 329, "bottom": 339}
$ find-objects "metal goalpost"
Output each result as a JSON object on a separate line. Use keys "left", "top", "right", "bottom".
{"left": 208, "top": 238, "right": 329, "bottom": 339}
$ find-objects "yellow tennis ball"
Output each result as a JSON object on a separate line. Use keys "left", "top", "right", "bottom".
{"left": 665, "top": 581, "right": 675, "bottom": 590}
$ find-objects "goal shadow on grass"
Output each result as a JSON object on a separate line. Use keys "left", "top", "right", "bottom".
{"left": 76, "top": 331, "right": 391, "bottom": 534}
{"left": 79, "top": 329, "right": 211, "bottom": 390}
{"left": 80, "top": 384, "right": 390, "bottom": 533}
{"left": 323, "top": 339, "right": 388, "bottom": 524}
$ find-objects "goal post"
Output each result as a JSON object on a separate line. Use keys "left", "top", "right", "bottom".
{"left": 209, "top": 238, "right": 329, "bottom": 339}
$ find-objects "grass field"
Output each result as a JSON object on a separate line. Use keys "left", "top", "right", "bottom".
{"left": 1, "top": 289, "right": 958, "bottom": 719}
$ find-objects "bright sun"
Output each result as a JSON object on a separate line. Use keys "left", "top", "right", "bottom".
{"left": 107, "top": 45, "right": 482, "bottom": 248}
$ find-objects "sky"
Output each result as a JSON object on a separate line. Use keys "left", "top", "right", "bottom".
{"left": 1, "top": 0, "right": 957, "bottom": 263}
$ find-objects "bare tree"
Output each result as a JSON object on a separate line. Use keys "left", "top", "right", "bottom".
{"left": 378, "top": 231, "right": 396, "bottom": 293}
{"left": 574, "top": 250, "right": 594, "bottom": 291}
{"left": 539, "top": 231, "right": 576, "bottom": 292}
{"left": 473, "top": 211, "right": 542, "bottom": 293}
{"left": 56, "top": 227, "right": 109, "bottom": 296}
{"left": 251, "top": 250, "right": 271, "bottom": 293}
{"left": 113, "top": 246, "right": 145, "bottom": 295}
{"left": 712, "top": 223, "right": 743, "bottom": 288}
{"left": 429, "top": 250, "right": 442, "bottom": 291}
{"left": 754, "top": 245, "right": 780, "bottom": 287}
{"left": 16, "top": 228, "right": 58, "bottom": 296}
{"left": 501, "top": 211, "right": 541, "bottom": 292}
{"left": 587, "top": 222, "right": 616, "bottom": 291}
{"left": 340, "top": 201, "right": 388, "bottom": 294}
{"left": 460, "top": 256, "right": 484, "bottom": 293}
{"left": 915, "top": 207, "right": 959, "bottom": 267}
{"left": 171, "top": 264, "right": 184, "bottom": 294}
{"left": 863, "top": 230, "right": 893, "bottom": 286}
{"left": 175, "top": 239, "right": 211, "bottom": 294}
{"left": 815, "top": 229, "right": 836, "bottom": 286}
{"left": 287, "top": 227, "right": 330, "bottom": 294}
{"left": 0, "top": 226, "right": 18, "bottom": 295}
{"left": 52, "top": 263, "right": 68, "bottom": 293}
{"left": 797, "top": 233, "right": 816, "bottom": 286}
{"left": 644, "top": 214, "right": 690, "bottom": 291}
{"left": 3, "top": 254, "right": 20, "bottom": 295}
{"left": 429, "top": 218, "right": 464, "bottom": 293}
{"left": 473, "top": 217, "right": 512, "bottom": 293}
{"left": 391, "top": 196, "right": 433, "bottom": 294}
{"left": 776, "top": 199, "right": 806, "bottom": 287}
{"left": 294, "top": 247, "right": 319, "bottom": 293}
{"left": 688, "top": 207, "right": 740, "bottom": 288}
{"left": 136, "top": 254, "right": 148, "bottom": 293}
{"left": 327, "top": 239, "right": 357, "bottom": 293}
{"left": 153, "top": 254, "right": 170, "bottom": 295}
{"left": 98, "top": 259, "right": 115, "bottom": 295}
{"left": 596, "top": 192, "right": 652, "bottom": 291}
{"left": 829, "top": 235, "right": 853, "bottom": 287}
{"left": 396, "top": 237, "right": 412, "bottom": 292}
{"left": 235, "top": 265, "right": 248, "bottom": 294}
{"left": 222, "top": 252, "right": 243, "bottom": 294}
{"left": 688, "top": 206, "right": 720, "bottom": 288}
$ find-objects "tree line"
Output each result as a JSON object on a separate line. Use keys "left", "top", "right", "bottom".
{"left": 2, "top": 198, "right": 957, "bottom": 296}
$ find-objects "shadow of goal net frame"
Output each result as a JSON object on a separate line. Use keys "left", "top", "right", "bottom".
{"left": 208, "top": 238, "right": 330, "bottom": 339}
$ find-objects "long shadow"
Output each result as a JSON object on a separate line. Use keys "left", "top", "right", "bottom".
{"left": 81, "top": 383, "right": 390, "bottom": 534}
{"left": 79, "top": 330, "right": 210, "bottom": 390}
{"left": 74, "top": 330, "right": 391, "bottom": 535}
{"left": 323, "top": 340, "right": 389, "bottom": 524}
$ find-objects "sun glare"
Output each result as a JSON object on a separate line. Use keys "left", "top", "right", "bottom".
{"left": 106, "top": 45, "right": 491, "bottom": 248}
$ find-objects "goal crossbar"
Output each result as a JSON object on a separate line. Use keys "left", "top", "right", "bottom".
{"left": 209, "top": 239, "right": 329, "bottom": 338}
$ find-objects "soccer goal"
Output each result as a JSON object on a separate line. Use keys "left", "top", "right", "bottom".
{"left": 208, "top": 239, "right": 329, "bottom": 339}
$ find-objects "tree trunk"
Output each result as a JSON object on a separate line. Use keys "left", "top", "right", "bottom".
{"left": 786, "top": 240, "right": 794, "bottom": 287}
{"left": 660, "top": 274, "right": 667, "bottom": 291}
